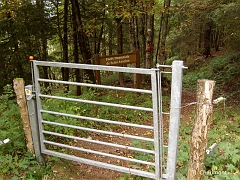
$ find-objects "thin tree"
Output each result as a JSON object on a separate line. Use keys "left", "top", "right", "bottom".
{"left": 145, "top": 10, "right": 154, "bottom": 69}
{"left": 62, "top": 0, "right": 69, "bottom": 92}
{"left": 71, "top": 1, "right": 82, "bottom": 95}
{"left": 71, "top": 0, "right": 95, "bottom": 83}
{"left": 159, "top": 0, "right": 171, "bottom": 65}
{"left": 36, "top": 0, "right": 50, "bottom": 89}
{"left": 116, "top": 16, "right": 125, "bottom": 86}
{"left": 128, "top": 0, "right": 139, "bottom": 51}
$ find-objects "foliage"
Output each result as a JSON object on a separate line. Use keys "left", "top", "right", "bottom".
{"left": 0, "top": 85, "right": 53, "bottom": 179}
{"left": 203, "top": 107, "right": 240, "bottom": 179}
{"left": 210, "top": 2, "right": 240, "bottom": 51}
{"left": 176, "top": 105, "right": 240, "bottom": 179}
{"left": 183, "top": 52, "right": 240, "bottom": 97}
{"left": 0, "top": 0, "right": 240, "bottom": 95}
{"left": 168, "top": 0, "right": 240, "bottom": 58}
{"left": 0, "top": 0, "right": 55, "bottom": 93}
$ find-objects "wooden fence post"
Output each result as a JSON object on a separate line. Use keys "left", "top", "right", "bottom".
{"left": 13, "top": 78, "right": 34, "bottom": 154}
{"left": 187, "top": 79, "right": 215, "bottom": 180}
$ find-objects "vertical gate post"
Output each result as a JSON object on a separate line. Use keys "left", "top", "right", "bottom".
{"left": 151, "top": 69, "right": 161, "bottom": 180}
{"left": 166, "top": 60, "right": 184, "bottom": 180}
{"left": 13, "top": 79, "right": 34, "bottom": 154}
{"left": 187, "top": 80, "right": 215, "bottom": 180}
{"left": 25, "top": 85, "right": 45, "bottom": 164}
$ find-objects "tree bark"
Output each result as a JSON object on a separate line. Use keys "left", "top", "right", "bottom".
{"left": 71, "top": 0, "right": 95, "bottom": 83}
{"left": 203, "top": 22, "right": 212, "bottom": 57}
{"left": 62, "top": 0, "right": 69, "bottom": 92}
{"left": 139, "top": 14, "right": 146, "bottom": 67}
{"left": 187, "top": 79, "right": 215, "bottom": 180}
{"left": 37, "top": 0, "right": 49, "bottom": 88}
{"left": 159, "top": 0, "right": 171, "bottom": 65}
{"left": 116, "top": 17, "right": 125, "bottom": 86}
{"left": 129, "top": 0, "right": 139, "bottom": 51}
{"left": 155, "top": 12, "right": 164, "bottom": 64}
{"left": 72, "top": 3, "right": 82, "bottom": 95}
{"left": 145, "top": 12, "right": 154, "bottom": 69}
{"left": 94, "top": 22, "right": 104, "bottom": 55}
{"left": 13, "top": 78, "right": 34, "bottom": 154}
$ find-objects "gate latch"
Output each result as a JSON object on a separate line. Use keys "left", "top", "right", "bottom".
{"left": 25, "top": 85, "right": 35, "bottom": 100}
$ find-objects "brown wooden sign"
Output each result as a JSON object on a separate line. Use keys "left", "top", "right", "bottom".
{"left": 96, "top": 51, "right": 138, "bottom": 66}
{"left": 94, "top": 51, "right": 140, "bottom": 88}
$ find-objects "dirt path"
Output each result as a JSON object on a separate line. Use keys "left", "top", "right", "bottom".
{"left": 47, "top": 90, "right": 196, "bottom": 180}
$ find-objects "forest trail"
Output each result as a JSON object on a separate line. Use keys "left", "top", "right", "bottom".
{"left": 47, "top": 90, "right": 196, "bottom": 180}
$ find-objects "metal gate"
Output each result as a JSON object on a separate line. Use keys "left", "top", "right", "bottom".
{"left": 26, "top": 60, "right": 185, "bottom": 180}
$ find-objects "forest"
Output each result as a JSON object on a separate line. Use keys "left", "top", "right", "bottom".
{"left": 0, "top": 0, "right": 240, "bottom": 93}
{"left": 0, "top": 0, "right": 240, "bottom": 180}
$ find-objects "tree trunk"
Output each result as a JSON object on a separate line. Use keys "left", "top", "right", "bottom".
{"left": 71, "top": 0, "right": 95, "bottom": 83}
{"left": 72, "top": 3, "right": 82, "bottom": 95}
{"left": 40, "top": 33, "right": 49, "bottom": 89}
{"left": 203, "top": 22, "right": 212, "bottom": 57}
{"left": 95, "top": 1, "right": 105, "bottom": 56}
{"left": 129, "top": 0, "right": 139, "bottom": 52}
{"left": 145, "top": 13, "right": 154, "bottom": 69}
{"left": 94, "top": 24, "right": 104, "bottom": 55}
{"left": 187, "top": 79, "right": 215, "bottom": 180}
{"left": 129, "top": 17, "right": 137, "bottom": 51}
{"left": 139, "top": 14, "right": 146, "bottom": 67}
{"left": 159, "top": 0, "right": 171, "bottom": 65}
{"left": 36, "top": 0, "right": 49, "bottom": 89}
{"left": 116, "top": 17, "right": 125, "bottom": 86}
{"left": 62, "top": 0, "right": 69, "bottom": 92}
{"left": 108, "top": 22, "right": 113, "bottom": 55}
{"left": 155, "top": 12, "right": 164, "bottom": 64}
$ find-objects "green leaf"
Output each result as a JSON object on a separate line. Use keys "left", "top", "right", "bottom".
{"left": 232, "top": 154, "right": 240, "bottom": 164}
{"left": 226, "top": 164, "right": 236, "bottom": 171}
{"left": 234, "top": 115, "right": 240, "bottom": 121}
{"left": 2, "top": 166, "right": 9, "bottom": 173}
{"left": 18, "top": 159, "right": 30, "bottom": 169}
{"left": 11, "top": 177, "right": 19, "bottom": 180}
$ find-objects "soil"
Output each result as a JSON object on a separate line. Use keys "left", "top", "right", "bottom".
{"left": 44, "top": 90, "right": 196, "bottom": 180}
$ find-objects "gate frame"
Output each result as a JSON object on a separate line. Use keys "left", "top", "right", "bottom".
{"left": 26, "top": 60, "right": 186, "bottom": 180}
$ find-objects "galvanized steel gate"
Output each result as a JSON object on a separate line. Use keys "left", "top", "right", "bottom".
{"left": 26, "top": 60, "right": 185, "bottom": 180}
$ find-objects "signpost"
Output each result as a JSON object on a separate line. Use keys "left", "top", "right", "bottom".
{"left": 94, "top": 51, "right": 140, "bottom": 88}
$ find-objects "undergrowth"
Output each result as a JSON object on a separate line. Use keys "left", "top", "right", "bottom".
{"left": 183, "top": 52, "right": 240, "bottom": 98}
{"left": 0, "top": 85, "right": 55, "bottom": 180}
{"left": 176, "top": 103, "right": 240, "bottom": 180}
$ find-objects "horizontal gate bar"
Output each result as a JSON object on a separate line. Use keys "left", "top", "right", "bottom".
{"left": 42, "top": 120, "right": 154, "bottom": 142}
{"left": 41, "top": 110, "right": 154, "bottom": 130}
{"left": 160, "top": 71, "right": 172, "bottom": 74}
{"left": 38, "top": 78, "right": 153, "bottom": 94}
{"left": 33, "top": 61, "right": 155, "bottom": 75}
{"left": 44, "top": 140, "right": 155, "bottom": 166}
{"left": 43, "top": 130, "right": 155, "bottom": 154}
{"left": 39, "top": 94, "right": 153, "bottom": 112}
{"left": 43, "top": 149, "right": 156, "bottom": 179}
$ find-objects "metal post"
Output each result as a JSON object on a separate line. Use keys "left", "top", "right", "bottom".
{"left": 25, "top": 85, "right": 45, "bottom": 164}
{"left": 151, "top": 69, "right": 161, "bottom": 180}
{"left": 166, "top": 60, "right": 184, "bottom": 180}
